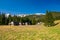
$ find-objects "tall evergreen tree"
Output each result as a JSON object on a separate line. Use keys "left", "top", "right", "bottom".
{"left": 45, "top": 11, "right": 55, "bottom": 27}
{"left": 1, "top": 14, "right": 6, "bottom": 25}
{"left": 0, "top": 14, "right": 2, "bottom": 25}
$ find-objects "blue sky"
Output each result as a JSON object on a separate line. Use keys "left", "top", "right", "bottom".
{"left": 0, "top": 0, "right": 60, "bottom": 15}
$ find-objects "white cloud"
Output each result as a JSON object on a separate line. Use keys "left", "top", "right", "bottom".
{"left": 35, "top": 13, "right": 45, "bottom": 15}
{"left": 17, "top": 14, "right": 27, "bottom": 17}
{"left": 5, "top": 13, "right": 10, "bottom": 17}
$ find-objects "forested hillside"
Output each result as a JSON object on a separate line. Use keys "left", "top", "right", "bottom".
{"left": 51, "top": 12, "right": 60, "bottom": 20}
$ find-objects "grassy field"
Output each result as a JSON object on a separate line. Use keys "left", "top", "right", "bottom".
{"left": 0, "top": 20, "right": 60, "bottom": 40}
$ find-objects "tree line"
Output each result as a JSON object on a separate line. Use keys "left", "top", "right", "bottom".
{"left": 0, "top": 11, "right": 60, "bottom": 26}
{"left": 0, "top": 13, "right": 39, "bottom": 25}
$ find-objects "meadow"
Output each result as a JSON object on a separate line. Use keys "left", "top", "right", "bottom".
{"left": 0, "top": 20, "right": 60, "bottom": 40}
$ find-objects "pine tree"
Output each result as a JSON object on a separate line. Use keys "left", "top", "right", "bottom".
{"left": 0, "top": 14, "right": 2, "bottom": 25}
{"left": 45, "top": 11, "right": 55, "bottom": 27}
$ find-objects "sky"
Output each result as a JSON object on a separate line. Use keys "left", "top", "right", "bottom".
{"left": 0, "top": 0, "right": 60, "bottom": 15}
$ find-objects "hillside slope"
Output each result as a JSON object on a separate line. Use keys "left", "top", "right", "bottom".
{"left": 0, "top": 20, "right": 60, "bottom": 40}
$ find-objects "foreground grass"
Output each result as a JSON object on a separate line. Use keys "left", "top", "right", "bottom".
{"left": 0, "top": 20, "right": 60, "bottom": 40}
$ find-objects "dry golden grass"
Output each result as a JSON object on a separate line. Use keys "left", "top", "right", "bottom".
{"left": 0, "top": 20, "right": 60, "bottom": 40}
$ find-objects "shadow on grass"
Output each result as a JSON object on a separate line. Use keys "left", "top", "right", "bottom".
{"left": 54, "top": 23, "right": 59, "bottom": 26}
{"left": 44, "top": 23, "right": 59, "bottom": 27}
